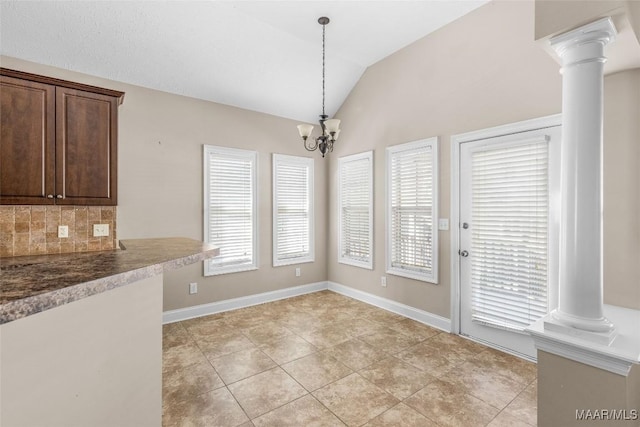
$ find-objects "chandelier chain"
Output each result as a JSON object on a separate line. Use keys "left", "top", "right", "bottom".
{"left": 322, "top": 21, "right": 326, "bottom": 117}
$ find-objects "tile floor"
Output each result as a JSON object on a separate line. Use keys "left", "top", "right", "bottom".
{"left": 162, "top": 290, "right": 537, "bottom": 427}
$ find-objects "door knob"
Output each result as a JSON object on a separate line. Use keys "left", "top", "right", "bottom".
{"left": 462, "top": 222, "right": 469, "bottom": 229}
{"left": 459, "top": 250, "right": 469, "bottom": 257}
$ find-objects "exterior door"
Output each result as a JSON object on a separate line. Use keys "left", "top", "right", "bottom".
{"left": 459, "top": 125, "right": 560, "bottom": 359}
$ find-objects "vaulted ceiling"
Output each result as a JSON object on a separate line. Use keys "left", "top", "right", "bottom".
{"left": 0, "top": 1, "right": 488, "bottom": 123}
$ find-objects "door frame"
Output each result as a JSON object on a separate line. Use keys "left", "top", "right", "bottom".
{"left": 449, "top": 114, "right": 562, "bottom": 340}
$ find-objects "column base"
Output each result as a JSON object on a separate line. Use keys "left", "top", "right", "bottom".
{"left": 545, "top": 309, "right": 616, "bottom": 345}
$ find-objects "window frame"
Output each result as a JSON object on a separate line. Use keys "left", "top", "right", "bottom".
{"left": 385, "top": 137, "right": 439, "bottom": 283}
{"left": 272, "top": 153, "right": 315, "bottom": 267}
{"left": 338, "top": 150, "right": 374, "bottom": 270}
{"left": 203, "top": 145, "right": 258, "bottom": 276}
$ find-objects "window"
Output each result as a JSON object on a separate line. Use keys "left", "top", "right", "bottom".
{"left": 386, "top": 137, "right": 438, "bottom": 283}
{"left": 272, "top": 154, "right": 314, "bottom": 266}
{"left": 203, "top": 145, "right": 258, "bottom": 276}
{"left": 338, "top": 151, "right": 373, "bottom": 269}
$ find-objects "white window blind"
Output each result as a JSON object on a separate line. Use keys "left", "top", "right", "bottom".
{"left": 338, "top": 151, "right": 373, "bottom": 269}
{"left": 273, "top": 154, "right": 314, "bottom": 266}
{"left": 470, "top": 139, "right": 549, "bottom": 331}
{"left": 386, "top": 138, "right": 438, "bottom": 283}
{"left": 203, "top": 145, "right": 258, "bottom": 276}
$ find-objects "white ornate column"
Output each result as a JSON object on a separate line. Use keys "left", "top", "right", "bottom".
{"left": 546, "top": 18, "right": 617, "bottom": 339}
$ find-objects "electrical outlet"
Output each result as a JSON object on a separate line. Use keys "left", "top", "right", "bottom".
{"left": 438, "top": 219, "right": 449, "bottom": 231}
{"left": 58, "top": 225, "right": 69, "bottom": 238}
{"left": 295, "top": 267, "right": 301, "bottom": 277}
{"left": 381, "top": 276, "right": 387, "bottom": 287}
{"left": 189, "top": 282, "right": 198, "bottom": 294}
{"left": 93, "top": 224, "right": 109, "bottom": 237}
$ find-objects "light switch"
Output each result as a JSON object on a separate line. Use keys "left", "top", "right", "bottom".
{"left": 438, "top": 219, "right": 449, "bottom": 231}
{"left": 93, "top": 224, "right": 110, "bottom": 237}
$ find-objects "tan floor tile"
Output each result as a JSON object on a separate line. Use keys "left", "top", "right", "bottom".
{"left": 487, "top": 411, "right": 533, "bottom": 427}
{"left": 210, "top": 348, "right": 277, "bottom": 384}
{"left": 223, "top": 311, "right": 270, "bottom": 329}
{"left": 502, "top": 381, "right": 537, "bottom": 426}
{"left": 198, "top": 332, "right": 256, "bottom": 359}
{"left": 282, "top": 352, "right": 352, "bottom": 392}
{"left": 323, "top": 339, "right": 387, "bottom": 370}
{"left": 404, "top": 379, "right": 500, "bottom": 427}
{"left": 426, "top": 332, "right": 487, "bottom": 360}
{"left": 259, "top": 334, "right": 318, "bottom": 364}
{"left": 183, "top": 315, "right": 235, "bottom": 339}
{"left": 163, "top": 361, "right": 225, "bottom": 403}
{"left": 228, "top": 367, "right": 307, "bottom": 419}
{"left": 238, "top": 422, "right": 255, "bottom": 427}
{"left": 361, "top": 308, "right": 405, "bottom": 325}
{"left": 338, "top": 317, "right": 384, "bottom": 338}
{"left": 359, "top": 327, "right": 422, "bottom": 354}
{"left": 163, "top": 322, "right": 193, "bottom": 350}
{"left": 313, "top": 373, "right": 399, "bottom": 427}
{"left": 163, "top": 342, "right": 210, "bottom": 373}
{"left": 162, "top": 387, "right": 249, "bottom": 427}
{"left": 252, "top": 395, "right": 346, "bottom": 427}
{"left": 386, "top": 318, "right": 442, "bottom": 341}
{"left": 241, "top": 322, "right": 293, "bottom": 345}
{"left": 396, "top": 341, "right": 465, "bottom": 376}
{"left": 473, "top": 348, "right": 537, "bottom": 385}
{"left": 277, "top": 311, "right": 324, "bottom": 334}
{"left": 439, "top": 360, "right": 527, "bottom": 409}
{"left": 364, "top": 403, "right": 438, "bottom": 427}
{"left": 299, "top": 324, "right": 352, "bottom": 349}
{"left": 359, "top": 356, "right": 436, "bottom": 400}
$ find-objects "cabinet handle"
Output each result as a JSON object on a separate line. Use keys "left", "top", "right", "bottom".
{"left": 56, "top": 195, "right": 63, "bottom": 199}
{"left": 47, "top": 194, "right": 54, "bottom": 199}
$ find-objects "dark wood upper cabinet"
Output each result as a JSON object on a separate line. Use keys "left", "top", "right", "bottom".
{"left": 0, "top": 68, "right": 124, "bottom": 205}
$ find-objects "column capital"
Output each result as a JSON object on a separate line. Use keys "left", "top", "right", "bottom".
{"left": 550, "top": 17, "right": 617, "bottom": 58}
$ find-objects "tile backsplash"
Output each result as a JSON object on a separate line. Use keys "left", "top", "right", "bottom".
{"left": 0, "top": 206, "right": 117, "bottom": 257}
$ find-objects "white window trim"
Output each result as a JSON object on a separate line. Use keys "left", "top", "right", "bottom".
{"left": 203, "top": 145, "right": 258, "bottom": 276}
{"left": 338, "top": 150, "right": 374, "bottom": 270}
{"left": 385, "top": 137, "right": 439, "bottom": 283}
{"left": 272, "top": 153, "right": 315, "bottom": 267}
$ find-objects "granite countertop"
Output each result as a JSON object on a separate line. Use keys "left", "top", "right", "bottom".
{"left": 0, "top": 237, "right": 219, "bottom": 324}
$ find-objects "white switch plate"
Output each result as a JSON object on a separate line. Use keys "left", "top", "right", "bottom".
{"left": 438, "top": 219, "right": 449, "bottom": 231}
{"left": 295, "top": 267, "right": 301, "bottom": 277}
{"left": 381, "top": 276, "right": 387, "bottom": 287}
{"left": 93, "top": 224, "right": 110, "bottom": 237}
{"left": 58, "top": 225, "right": 69, "bottom": 238}
{"left": 189, "top": 282, "right": 198, "bottom": 294}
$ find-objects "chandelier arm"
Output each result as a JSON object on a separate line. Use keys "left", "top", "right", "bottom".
{"left": 304, "top": 137, "right": 319, "bottom": 152}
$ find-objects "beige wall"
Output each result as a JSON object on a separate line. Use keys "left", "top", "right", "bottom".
{"left": 603, "top": 69, "right": 640, "bottom": 309}
{"left": 0, "top": 274, "right": 163, "bottom": 427}
{"left": 0, "top": 55, "right": 328, "bottom": 311}
{"left": 327, "top": 0, "right": 563, "bottom": 317}
{"left": 538, "top": 351, "right": 640, "bottom": 427}
{"left": 534, "top": 0, "right": 628, "bottom": 40}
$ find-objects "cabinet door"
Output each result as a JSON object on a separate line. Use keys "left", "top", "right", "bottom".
{"left": 56, "top": 87, "right": 117, "bottom": 205}
{"left": 0, "top": 76, "right": 56, "bottom": 204}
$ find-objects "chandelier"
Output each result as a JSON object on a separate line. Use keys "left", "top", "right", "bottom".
{"left": 297, "top": 17, "right": 341, "bottom": 158}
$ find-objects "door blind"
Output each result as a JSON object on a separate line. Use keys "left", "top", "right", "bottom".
{"left": 388, "top": 139, "right": 437, "bottom": 282}
{"left": 204, "top": 146, "right": 257, "bottom": 275}
{"left": 273, "top": 154, "right": 313, "bottom": 266}
{"left": 470, "top": 138, "right": 549, "bottom": 331}
{"left": 338, "top": 151, "right": 373, "bottom": 268}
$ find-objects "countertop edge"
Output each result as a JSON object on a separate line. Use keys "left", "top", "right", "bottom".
{"left": 1, "top": 239, "right": 220, "bottom": 325}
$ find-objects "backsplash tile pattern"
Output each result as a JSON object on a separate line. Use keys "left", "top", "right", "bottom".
{"left": 0, "top": 206, "right": 117, "bottom": 257}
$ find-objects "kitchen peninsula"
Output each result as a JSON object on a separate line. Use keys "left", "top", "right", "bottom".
{"left": 0, "top": 237, "right": 219, "bottom": 427}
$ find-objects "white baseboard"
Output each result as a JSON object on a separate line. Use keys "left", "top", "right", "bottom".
{"left": 162, "top": 281, "right": 328, "bottom": 324}
{"left": 163, "top": 280, "right": 452, "bottom": 334}
{"left": 327, "top": 281, "right": 451, "bottom": 332}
